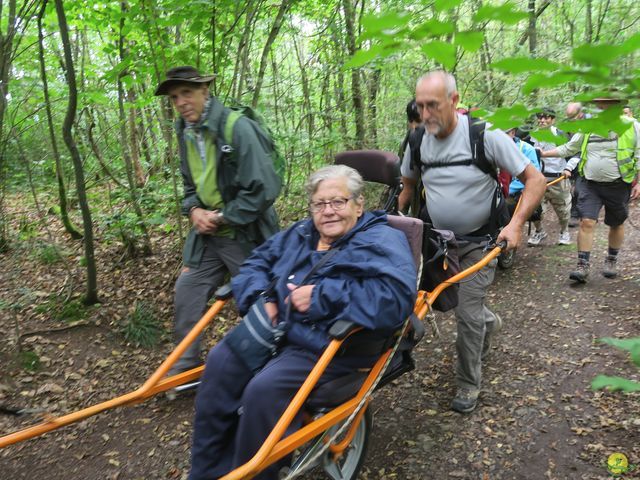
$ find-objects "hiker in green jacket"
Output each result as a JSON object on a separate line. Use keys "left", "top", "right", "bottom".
{"left": 542, "top": 97, "right": 640, "bottom": 283}
{"left": 155, "top": 66, "right": 281, "bottom": 374}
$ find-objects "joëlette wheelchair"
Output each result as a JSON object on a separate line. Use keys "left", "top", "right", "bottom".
{"left": 0, "top": 150, "right": 504, "bottom": 480}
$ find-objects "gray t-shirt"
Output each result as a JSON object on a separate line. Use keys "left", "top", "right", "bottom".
{"left": 555, "top": 121, "right": 640, "bottom": 182}
{"left": 532, "top": 126, "right": 567, "bottom": 174}
{"left": 401, "top": 113, "right": 529, "bottom": 235}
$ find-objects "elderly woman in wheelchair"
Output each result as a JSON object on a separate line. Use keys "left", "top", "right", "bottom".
{"left": 189, "top": 164, "right": 417, "bottom": 479}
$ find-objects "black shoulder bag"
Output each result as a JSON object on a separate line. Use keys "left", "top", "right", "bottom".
{"left": 225, "top": 247, "right": 340, "bottom": 372}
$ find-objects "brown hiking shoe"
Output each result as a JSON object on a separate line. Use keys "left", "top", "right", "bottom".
{"left": 569, "top": 261, "right": 590, "bottom": 283}
{"left": 602, "top": 256, "right": 618, "bottom": 278}
{"left": 451, "top": 387, "right": 480, "bottom": 413}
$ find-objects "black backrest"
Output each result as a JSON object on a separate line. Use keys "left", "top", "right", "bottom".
{"left": 335, "top": 150, "right": 400, "bottom": 188}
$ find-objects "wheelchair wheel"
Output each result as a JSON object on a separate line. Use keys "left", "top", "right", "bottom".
{"left": 322, "top": 407, "right": 372, "bottom": 480}
{"left": 285, "top": 407, "right": 372, "bottom": 480}
{"left": 497, "top": 247, "right": 516, "bottom": 270}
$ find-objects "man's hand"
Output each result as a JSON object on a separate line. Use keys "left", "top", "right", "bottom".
{"left": 496, "top": 221, "right": 522, "bottom": 252}
{"left": 631, "top": 182, "right": 640, "bottom": 201}
{"left": 190, "top": 208, "right": 219, "bottom": 235}
{"left": 562, "top": 169, "right": 572, "bottom": 179}
{"left": 286, "top": 283, "right": 315, "bottom": 313}
{"left": 398, "top": 176, "right": 417, "bottom": 214}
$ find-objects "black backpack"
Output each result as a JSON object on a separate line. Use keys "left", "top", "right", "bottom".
{"left": 417, "top": 114, "right": 510, "bottom": 239}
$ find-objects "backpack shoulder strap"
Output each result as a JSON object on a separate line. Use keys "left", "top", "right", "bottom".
{"left": 220, "top": 108, "right": 242, "bottom": 148}
{"left": 467, "top": 114, "right": 496, "bottom": 179}
{"left": 409, "top": 125, "right": 426, "bottom": 171}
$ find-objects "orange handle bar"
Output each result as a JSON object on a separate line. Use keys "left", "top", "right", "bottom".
{"left": 0, "top": 298, "right": 227, "bottom": 448}
{"left": 420, "top": 244, "right": 503, "bottom": 318}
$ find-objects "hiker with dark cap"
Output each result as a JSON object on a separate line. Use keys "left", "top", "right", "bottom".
{"left": 541, "top": 97, "right": 640, "bottom": 283}
{"left": 155, "top": 66, "right": 281, "bottom": 375}
{"left": 527, "top": 108, "right": 572, "bottom": 246}
{"left": 399, "top": 99, "right": 425, "bottom": 216}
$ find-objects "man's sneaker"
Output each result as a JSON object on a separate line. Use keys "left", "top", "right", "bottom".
{"left": 558, "top": 231, "right": 571, "bottom": 245}
{"left": 527, "top": 230, "right": 548, "bottom": 246}
{"left": 569, "top": 261, "right": 590, "bottom": 283}
{"left": 451, "top": 388, "right": 480, "bottom": 413}
{"left": 602, "top": 256, "right": 618, "bottom": 278}
{"left": 482, "top": 314, "right": 503, "bottom": 360}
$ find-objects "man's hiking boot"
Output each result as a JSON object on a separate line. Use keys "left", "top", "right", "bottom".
{"left": 165, "top": 363, "right": 204, "bottom": 400}
{"left": 602, "top": 256, "right": 618, "bottom": 279}
{"left": 527, "top": 230, "right": 547, "bottom": 246}
{"left": 558, "top": 230, "right": 571, "bottom": 245}
{"left": 451, "top": 388, "right": 480, "bottom": 414}
{"left": 482, "top": 314, "right": 503, "bottom": 361}
{"left": 569, "top": 261, "right": 590, "bottom": 283}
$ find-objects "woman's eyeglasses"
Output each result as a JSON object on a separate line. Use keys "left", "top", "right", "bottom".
{"left": 309, "top": 197, "right": 353, "bottom": 213}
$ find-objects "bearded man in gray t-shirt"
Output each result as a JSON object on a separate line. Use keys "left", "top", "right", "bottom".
{"left": 398, "top": 71, "right": 546, "bottom": 414}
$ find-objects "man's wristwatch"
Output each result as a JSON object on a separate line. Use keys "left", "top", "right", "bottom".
{"left": 216, "top": 211, "right": 226, "bottom": 224}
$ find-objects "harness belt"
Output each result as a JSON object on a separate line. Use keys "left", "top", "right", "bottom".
{"left": 544, "top": 172, "right": 564, "bottom": 178}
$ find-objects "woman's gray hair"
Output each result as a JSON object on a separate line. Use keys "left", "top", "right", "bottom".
{"left": 305, "top": 164, "right": 364, "bottom": 203}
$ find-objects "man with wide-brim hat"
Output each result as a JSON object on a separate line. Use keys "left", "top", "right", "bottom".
{"left": 155, "top": 65, "right": 281, "bottom": 377}
{"left": 541, "top": 96, "right": 640, "bottom": 283}
{"left": 154, "top": 65, "right": 215, "bottom": 96}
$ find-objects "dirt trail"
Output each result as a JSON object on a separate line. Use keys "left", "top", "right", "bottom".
{"left": 1, "top": 207, "right": 639, "bottom": 480}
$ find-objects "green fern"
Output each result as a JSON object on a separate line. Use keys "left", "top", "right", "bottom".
{"left": 122, "top": 301, "right": 163, "bottom": 348}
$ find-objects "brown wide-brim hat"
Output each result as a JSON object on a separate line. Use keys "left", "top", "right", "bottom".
{"left": 155, "top": 66, "right": 215, "bottom": 96}
{"left": 591, "top": 97, "right": 624, "bottom": 104}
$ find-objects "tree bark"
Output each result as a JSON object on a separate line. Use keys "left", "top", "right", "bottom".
{"left": 341, "top": 0, "right": 365, "bottom": 148}
{"left": 367, "top": 68, "right": 381, "bottom": 149}
{"left": 251, "top": 0, "right": 295, "bottom": 108}
{"left": 585, "top": 0, "right": 593, "bottom": 43}
{"left": 37, "top": 0, "right": 82, "bottom": 240}
{"left": 118, "top": 0, "right": 152, "bottom": 256}
{"left": 54, "top": 0, "right": 99, "bottom": 305}
{"left": 0, "top": 0, "right": 39, "bottom": 250}
{"left": 528, "top": 0, "right": 537, "bottom": 56}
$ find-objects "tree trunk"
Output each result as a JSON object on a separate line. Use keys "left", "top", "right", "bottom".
{"left": 367, "top": 68, "right": 381, "bottom": 149}
{"left": 0, "top": 0, "right": 17, "bottom": 251}
{"left": 341, "top": 0, "right": 365, "bottom": 148}
{"left": 54, "top": 0, "right": 99, "bottom": 305}
{"left": 37, "top": 0, "right": 82, "bottom": 240}
{"left": 585, "top": 0, "right": 593, "bottom": 43}
{"left": 251, "top": 0, "right": 295, "bottom": 108}
{"left": 127, "top": 87, "right": 146, "bottom": 186}
{"left": 118, "top": 1, "right": 152, "bottom": 256}
{"left": 528, "top": 0, "right": 537, "bottom": 56}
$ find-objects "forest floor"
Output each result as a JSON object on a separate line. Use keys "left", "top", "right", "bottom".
{"left": 0, "top": 198, "right": 639, "bottom": 480}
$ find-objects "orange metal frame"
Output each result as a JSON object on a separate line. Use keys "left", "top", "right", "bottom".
{"left": 0, "top": 245, "right": 503, "bottom": 479}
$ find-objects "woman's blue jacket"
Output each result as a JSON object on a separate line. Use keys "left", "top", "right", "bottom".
{"left": 231, "top": 211, "right": 418, "bottom": 354}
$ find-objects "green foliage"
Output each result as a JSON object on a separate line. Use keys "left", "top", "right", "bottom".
{"left": 472, "top": 3, "right": 528, "bottom": 24}
{"left": 33, "top": 242, "right": 65, "bottom": 264}
{"left": 592, "top": 337, "right": 640, "bottom": 393}
{"left": 19, "top": 350, "right": 41, "bottom": 372}
{"left": 34, "top": 297, "right": 88, "bottom": 323}
{"left": 17, "top": 216, "right": 38, "bottom": 241}
{"left": 57, "top": 299, "right": 87, "bottom": 323}
{"left": 122, "top": 301, "right": 163, "bottom": 348}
